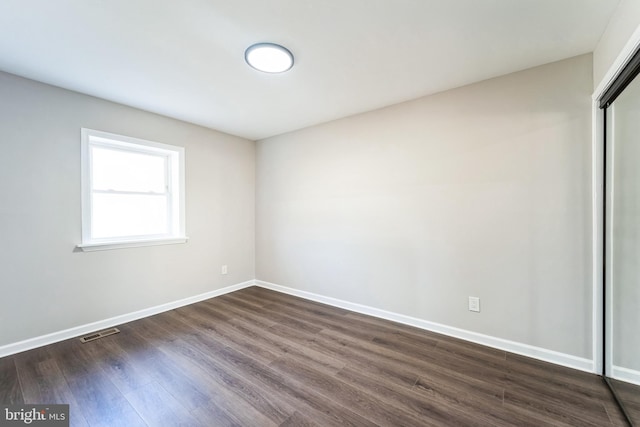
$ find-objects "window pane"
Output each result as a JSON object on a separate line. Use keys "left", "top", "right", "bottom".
{"left": 92, "top": 193, "right": 168, "bottom": 239}
{"left": 92, "top": 146, "right": 166, "bottom": 193}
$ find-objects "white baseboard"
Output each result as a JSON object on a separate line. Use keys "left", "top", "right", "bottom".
{"left": 255, "top": 280, "right": 595, "bottom": 373}
{"left": 1, "top": 278, "right": 596, "bottom": 375}
{"left": 0, "top": 280, "right": 254, "bottom": 358}
{"left": 612, "top": 366, "right": 640, "bottom": 386}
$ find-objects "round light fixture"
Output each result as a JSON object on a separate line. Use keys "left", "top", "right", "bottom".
{"left": 245, "top": 43, "right": 294, "bottom": 73}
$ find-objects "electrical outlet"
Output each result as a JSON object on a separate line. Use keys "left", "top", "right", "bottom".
{"left": 221, "top": 265, "right": 228, "bottom": 275}
{"left": 468, "top": 296, "right": 480, "bottom": 312}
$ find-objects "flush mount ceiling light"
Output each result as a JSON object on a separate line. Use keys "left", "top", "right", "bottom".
{"left": 245, "top": 43, "right": 294, "bottom": 73}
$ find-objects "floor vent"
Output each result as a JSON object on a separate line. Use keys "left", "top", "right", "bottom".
{"left": 80, "top": 327, "right": 120, "bottom": 343}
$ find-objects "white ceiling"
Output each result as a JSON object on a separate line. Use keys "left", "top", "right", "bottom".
{"left": 0, "top": 0, "right": 620, "bottom": 140}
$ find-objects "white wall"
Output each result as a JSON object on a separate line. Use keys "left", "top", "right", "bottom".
{"left": 257, "top": 55, "right": 593, "bottom": 359}
{"left": 593, "top": 0, "right": 640, "bottom": 91}
{"left": 0, "top": 71, "right": 255, "bottom": 348}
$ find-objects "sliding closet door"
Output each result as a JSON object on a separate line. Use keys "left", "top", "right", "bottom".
{"left": 605, "top": 67, "right": 640, "bottom": 426}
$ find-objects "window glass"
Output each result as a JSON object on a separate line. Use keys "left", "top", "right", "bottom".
{"left": 91, "top": 146, "right": 167, "bottom": 193}
{"left": 92, "top": 193, "right": 168, "bottom": 238}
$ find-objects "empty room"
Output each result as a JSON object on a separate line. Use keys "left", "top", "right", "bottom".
{"left": 1, "top": 0, "right": 640, "bottom": 426}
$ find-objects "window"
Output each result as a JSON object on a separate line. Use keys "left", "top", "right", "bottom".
{"left": 78, "top": 129, "right": 186, "bottom": 251}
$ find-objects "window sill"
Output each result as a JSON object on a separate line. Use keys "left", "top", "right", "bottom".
{"left": 76, "top": 237, "right": 189, "bottom": 252}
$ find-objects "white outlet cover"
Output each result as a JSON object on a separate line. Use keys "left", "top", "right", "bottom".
{"left": 221, "top": 265, "right": 228, "bottom": 275}
{"left": 468, "top": 296, "right": 480, "bottom": 312}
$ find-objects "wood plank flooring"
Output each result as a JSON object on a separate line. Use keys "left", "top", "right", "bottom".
{"left": 610, "top": 379, "right": 640, "bottom": 426}
{"left": 0, "top": 286, "right": 630, "bottom": 426}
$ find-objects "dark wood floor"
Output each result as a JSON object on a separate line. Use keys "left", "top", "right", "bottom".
{"left": 0, "top": 286, "right": 630, "bottom": 426}
{"left": 610, "top": 378, "right": 640, "bottom": 426}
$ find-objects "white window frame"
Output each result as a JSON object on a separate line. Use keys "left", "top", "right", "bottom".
{"left": 78, "top": 128, "right": 187, "bottom": 251}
